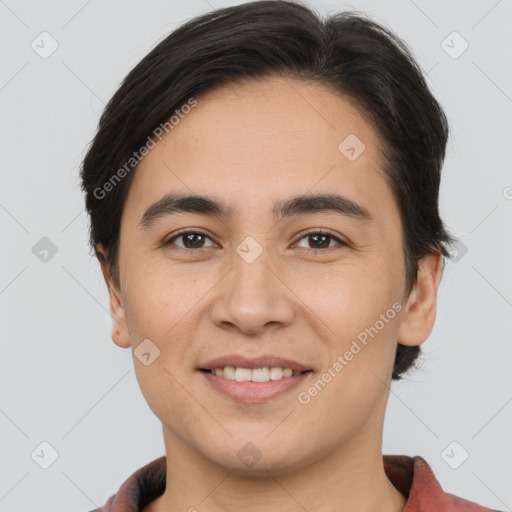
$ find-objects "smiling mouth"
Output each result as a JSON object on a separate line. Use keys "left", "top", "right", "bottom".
{"left": 199, "top": 367, "right": 312, "bottom": 383}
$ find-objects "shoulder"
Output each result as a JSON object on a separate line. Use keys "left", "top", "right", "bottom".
{"left": 408, "top": 456, "right": 503, "bottom": 511}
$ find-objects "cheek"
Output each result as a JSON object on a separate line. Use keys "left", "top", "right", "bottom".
{"left": 294, "top": 260, "right": 402, "bottom": 394}
{"left": 121, "top": 264, "right": 210, "bottom": 408}
{"left": 122, "top": 259, "right": 205, "bottom": 335}
{"left": 295, "top": 314, "right": 399, "bottom": 446}
{"left": 122, "top": 273, "right": 200, "bottom": 414}
{"left": 133, "top": 359, "right": 203, "bottom": 446}
{"left": 296, "top": 258, "right": 401, "bottom": 329}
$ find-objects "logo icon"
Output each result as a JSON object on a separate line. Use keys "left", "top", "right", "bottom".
{"left": 31, "top": 32, "right": 59, "bottom": 59}
{"left": 237, "top": 442, "right": 263, "bottom": 468}
{"left": 31, "top": 441, "right": 59, "bottom": 469}
{"left": 236, "top": 236, "right": 263, "bottom": 264}
{"left": 447, "top": 240, "right": 468, "bottom": 263}
{"left": 32, "top": 237, "right": 58, "bottom": 263}
{"left": 134, "top": 338, "right": 161, "bottom": 366}
{"left": 441, "top": 32, "right": 469, "bottom": 59}
{"left": 338, "top": 134, "right": 366, "bottom": 161}
{"left": 441, "top": 441, "right": 469, "bottom": 469}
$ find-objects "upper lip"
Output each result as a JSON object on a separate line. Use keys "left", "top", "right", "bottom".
{"left": 198, "top": 354, "right": 312, "bottom": 372}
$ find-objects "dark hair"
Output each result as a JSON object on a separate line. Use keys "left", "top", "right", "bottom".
{"left": 80, "top": 0, "right": 454, "bottom": 380}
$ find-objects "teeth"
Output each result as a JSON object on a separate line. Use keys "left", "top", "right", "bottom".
{"left": 235, "top": 367, "right": 252, "bottom": 382}
{"left": 223, "top": 366, "right": 235, "bottom": 380}
{"left": 207, "top": 366, "right": 306, "bottom": 382}
{"left": 252, "top": 367, "right": 270, "bottom": 382}
{"left": 269, "top": 367, "right": 282, "bottom": 380}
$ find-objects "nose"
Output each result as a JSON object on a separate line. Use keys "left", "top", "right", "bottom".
{"left": 209, "top": 244, "right": 295, "bottom": 335}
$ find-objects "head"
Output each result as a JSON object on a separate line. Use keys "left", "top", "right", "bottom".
{"left": 81, "top": 0, "right": 453, "bottom": 473}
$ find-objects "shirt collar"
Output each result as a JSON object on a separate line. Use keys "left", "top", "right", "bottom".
{"left": 97, "top": 454, "right": 497, "bottom": 511}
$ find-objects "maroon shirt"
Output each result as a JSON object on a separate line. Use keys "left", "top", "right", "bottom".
{"left": 90, "top": 454, "right": 501, "bottom": 511}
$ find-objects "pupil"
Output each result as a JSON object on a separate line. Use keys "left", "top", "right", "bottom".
{"left": 182, "top": 233, "right": 330, "bottom": 249}
{"left": 186, "top": 233, "right": 203, "bottom": 248}
{"left": 311, "top": 234, "right": 328, "bottom": 248}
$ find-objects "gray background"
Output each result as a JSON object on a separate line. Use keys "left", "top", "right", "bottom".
{"left": 1, "top": 0, "right": 511, "bottom": 510}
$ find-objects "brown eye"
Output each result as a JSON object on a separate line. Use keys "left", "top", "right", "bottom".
{"left": 162, "top": 229, "right": 347, "bottom": 253}
{"left": 295, "top": 231, "right": 347, "bottom": 251}
{"left": 164, "top": 231, "right": 215, "bottom": 250}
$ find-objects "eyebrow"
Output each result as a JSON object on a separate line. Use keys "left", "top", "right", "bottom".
{"left": 138, "top": 192, "right": 372, "bottom": 230}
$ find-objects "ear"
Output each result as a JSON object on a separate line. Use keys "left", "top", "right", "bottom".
{"left": 96, "top": 244, "right": 131, "bottom": 349}
{"left": 397, "top": 252, "right": 443, "bottom": 347}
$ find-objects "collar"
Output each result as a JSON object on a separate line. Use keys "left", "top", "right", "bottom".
{"left": 96, "top": 454, "right": 498, "bottom": 511}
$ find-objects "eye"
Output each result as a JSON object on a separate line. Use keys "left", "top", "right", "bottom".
{"left": 163, "top": 230, "right": 216, "bottom": 250}
{"left": 294, "top": 230, "right": 347, "bottom": 251}
{"left": 162, "top": 229, "right": 348, "bottom": 252}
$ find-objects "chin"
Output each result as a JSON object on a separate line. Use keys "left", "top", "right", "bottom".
{"left": 201, "top": 435, "right": 310, "bottom": 476}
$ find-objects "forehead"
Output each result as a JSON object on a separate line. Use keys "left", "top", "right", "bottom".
{"left": 126, "top": 76, "right": 390, "bottom": 222}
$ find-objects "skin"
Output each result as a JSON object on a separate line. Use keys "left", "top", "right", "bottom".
{"left": 98, "top": 76, "right": 442, "bottom": 512}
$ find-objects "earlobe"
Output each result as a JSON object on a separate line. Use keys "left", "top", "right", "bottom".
{"left": 397, "top": 252, "right": 443, "bottom": 347}
{"left": 96, "top": 244, "right": 131, "bottom": 349}
{"left": 108, "top": 285, "right": 131, "bottom": 349}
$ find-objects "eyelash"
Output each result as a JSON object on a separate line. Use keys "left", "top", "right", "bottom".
{"left": 161, "top": 229, "right": 349, "bottom": 253}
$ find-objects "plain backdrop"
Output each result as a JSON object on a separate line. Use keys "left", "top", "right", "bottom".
{"left": 1, "top": 0, "right": 511, "bottom": 510}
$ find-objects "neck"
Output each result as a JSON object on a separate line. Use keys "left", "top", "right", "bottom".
{"left": 148, "top": 426, "right": 406, "bottom": 512}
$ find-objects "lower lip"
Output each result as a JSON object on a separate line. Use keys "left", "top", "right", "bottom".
{"left": 199, "top": 371, "right": 312, "bottom": 404}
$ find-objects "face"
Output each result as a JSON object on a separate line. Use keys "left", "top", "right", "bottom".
{"left": 101, "top": 76, "right": 440, "bottom": 475}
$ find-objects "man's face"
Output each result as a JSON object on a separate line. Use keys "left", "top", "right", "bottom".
{"left": 109, "top": 77, "right": 414, "bottom": 473}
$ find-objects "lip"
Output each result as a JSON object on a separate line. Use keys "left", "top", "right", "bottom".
{"left": 197, "top": 354, "right": 312, "bottom": 372}
{"left": 199, "top": 370, "right": 312, "bottom": 404}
